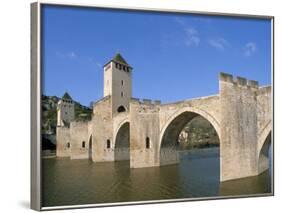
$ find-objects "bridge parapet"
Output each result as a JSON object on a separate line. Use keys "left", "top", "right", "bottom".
{"left": 130, "top": 97, "right": 161, "bottom": 105}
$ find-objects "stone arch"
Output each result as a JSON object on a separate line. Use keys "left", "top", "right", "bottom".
{"left": 159, "top": 107, "right": 220, "bottom": 150}
{"left": 114, "top": 121, "right": 130, "bottom": 161}
{"left": 258, "top": 121, "right": 272, "bottom": 156}
{"left": 115, "top": 118, "right": 130, "bottom": 136}
{"left": 158, "top": 107, "right": 220, "bottom": 166}
{"left": 257, "top": 121, "right": 272, "bottom": 174}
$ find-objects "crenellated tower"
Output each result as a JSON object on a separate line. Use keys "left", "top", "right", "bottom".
{"left": 57, "top": 92, "right": 75, "bottom": 127}
{"left": 103, "top": 53, "right": 132, "bottom": 116}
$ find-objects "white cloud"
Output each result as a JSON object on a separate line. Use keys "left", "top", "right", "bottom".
{"left": 67, "top": 51, "right": 77, "bottom": 58}
{"left": 184, "top": 27, "right": 198, "bottom": 35}
{"left": 56, "top": 51, "right": 77, "bottom": 59}
{"left": 184, "top": 27, "right": 200, "bottom": 47}
{"left": 174, "top": 17, "right": 185, "bottom": 26}
{"left": 174, "top": 18, "right": 200, "bottom": 47}
{"left": 244, "top": 42, "right": 257, "bottom": 57}
{"left": 208, "top": 38, "right": 230, "bottom": 51}
{"left": 88, "top": 57, "right": 102, "bottom": 68}
{"left": 185, "top": 35, "right": 200, "bottom": 47}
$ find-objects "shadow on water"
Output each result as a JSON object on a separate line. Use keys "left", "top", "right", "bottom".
{"left": 42, "top": 147, "right": 272, "bottom": 207}
{"left": 220, "top": 143, "right": 272, "bottom": 196}
{"left": 219, "top": 170, "right": 271, "bottom": 196}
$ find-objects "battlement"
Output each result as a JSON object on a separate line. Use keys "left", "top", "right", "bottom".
{"left": 130, "top": 97, "right": 161, "bottom": 105}
{"left": 247, "top": 80, "right": 259, "bottom": 88}
{"left": 258, "top": 85, "right": 271, "bottom": 95}
{"left": 220, "top": 72, "right": 234, "bottom": 83}
{"left": 219, "top": 72, "right": 259, "bottom": 88}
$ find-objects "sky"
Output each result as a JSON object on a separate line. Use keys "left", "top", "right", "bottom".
{"left": 42, "top": 5, "right": 272, "bottom": 106}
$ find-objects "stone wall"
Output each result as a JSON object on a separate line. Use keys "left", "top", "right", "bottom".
{"left": 70, "top": 121, "right": 89, "bottom": 159}
{"left": 257, "top": 86, "right": 272, "bottom": 145}
{"left": 257, "top": 86, "right": 272, "bottom": 174}
{"left": 220, "top": 73, "right": 259, "bottom": 181}
{"left": 56, "top": 126, "right": 71, "bottom": 157}
{"left": 130, "top": 99, "right": 161, "bottom": 168}
{"left": 91, "top": 96, "right": 115, "bottom": 162}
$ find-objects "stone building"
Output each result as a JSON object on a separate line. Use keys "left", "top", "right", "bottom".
{"left": 56, "top": 53, "right": 272, "bottom": 182}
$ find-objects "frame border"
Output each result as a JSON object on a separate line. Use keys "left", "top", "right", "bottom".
{"left": 30, "top": 1, "right": 275, "bottom": 211}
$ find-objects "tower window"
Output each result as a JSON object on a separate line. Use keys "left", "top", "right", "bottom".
{"left": 82, "top": 141, "right": 86, "bottom": 148}
{"left": 121, "top": 80, "right": 123, "bottom": 86}
{"left": 121, "top": 92, "right": 123, "bottom": 97}
{"left": 117, "top": 106, "right": 126, "bottom": 113}
{"left": 107, "top": 139, "right": 111, "bottom": 149}
{"left": 146, "top": 137, "right": 150, "bottom": 149}
{"left": 67, "top": 142, "right": 70, "bottom": 149}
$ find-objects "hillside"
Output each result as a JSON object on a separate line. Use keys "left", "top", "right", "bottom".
{"left": 42, "top": 94, "right": 92, "bottom": 149}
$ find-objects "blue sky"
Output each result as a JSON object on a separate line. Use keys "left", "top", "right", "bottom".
{"left": 42, "top": 5, "right": 272, "bottom": 106}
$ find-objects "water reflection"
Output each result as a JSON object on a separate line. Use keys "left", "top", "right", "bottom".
{"left": 42, "top": 148, "right": 272, "bottom": 207}
{"left": 220, "top": 170, "right": 271, "bottom": 196}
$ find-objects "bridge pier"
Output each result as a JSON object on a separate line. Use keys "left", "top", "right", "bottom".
{"left": 159, "top": 148, "right": 179, "bottom": 166}
{"left": 220, "top": 73, "right": 263, "bottom": 181}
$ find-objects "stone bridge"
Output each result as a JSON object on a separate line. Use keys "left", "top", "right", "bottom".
{"left": 93, "top": 73, "right": 271, "bottom": 182}
{"left": 57, "top": 73, "right": 272, "bottom": 182}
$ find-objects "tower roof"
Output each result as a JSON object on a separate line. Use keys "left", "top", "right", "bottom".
{"left": 112, "top": 53, "right": 129, "bottom": 65}
{"left": 62, "top": 92, "right": 72, "bottom": 100}
{"left": 104, "top": 52, "right": 132, "bottom": 68}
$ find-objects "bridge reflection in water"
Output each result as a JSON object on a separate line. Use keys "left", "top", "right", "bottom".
{"left": 42, "top": 147, "right": 272, "bottom": 207}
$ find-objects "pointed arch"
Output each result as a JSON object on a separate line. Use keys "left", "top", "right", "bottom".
{"left": 257, "top": 121, "right": 272, "bottom": 174}
{"left": 159, "top": 107, "right": 220, "bottom": 151}
{"left": 114, "top": 121, "right": 130, "bottom": 161}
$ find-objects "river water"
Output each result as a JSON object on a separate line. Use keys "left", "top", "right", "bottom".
{"left": 42, "top": 148, "right": 272, "bottom": 207}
